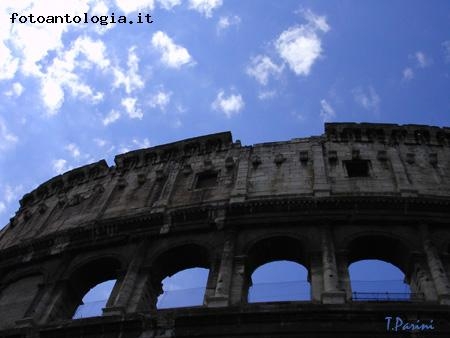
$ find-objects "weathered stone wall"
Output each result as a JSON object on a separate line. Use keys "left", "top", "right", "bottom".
{"left": 0, "top": 123, "right": 449, "bottom": 337}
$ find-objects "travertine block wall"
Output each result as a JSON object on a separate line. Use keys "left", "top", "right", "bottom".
{"left": 0, "top": 123, "right": 449, "bottom": 332}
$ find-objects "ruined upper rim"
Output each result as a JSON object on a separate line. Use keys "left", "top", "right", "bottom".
{"left": 1, "top": 122, "right": 450, "bottom": 252}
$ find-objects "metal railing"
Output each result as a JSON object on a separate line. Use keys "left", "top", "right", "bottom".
{"left": 72, "top": 279, "right": 421, "bottom": 318}
{"left": 248, "top": 280, "right": 311, "bottom": 302}
{"left": 157, "top": 287, "right": 205, "bottom": 309}
{"left": 73, "top": 300, "right": 107, "bottom": 319}
{"left": 350, "top": 279, "right": 418, "bottom": 301}
{"left": 352, "top": 292, "right": 424, "bottom": 301}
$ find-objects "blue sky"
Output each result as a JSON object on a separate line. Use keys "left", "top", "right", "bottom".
{"left": 0, "top": 0, "right": 449, "bottom": 309}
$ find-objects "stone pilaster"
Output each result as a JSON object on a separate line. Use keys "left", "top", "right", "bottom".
{"left": 387, "top": 148, "right": 417, "bottom": 196}
{"left": 309, "top": 252, "right": 323, "bottom": 302}
{"left": 320, "top": 225, "right": 346, "bottom": 304}
{"left": 103, "top": 243, "right": 148, "bottom": 315}
{"left": 420, "top": 224, "right": 450, "bottom": 305}
{"left": 229, "top": 255, "right": 247, "bottom": 306}
{"left": 153, "top": 161, "right": 179, "bottom": 209}
{"left": 206, "top": 231, "right": 236, "bottom": 307}
{"left": 311, "top": 141, "right": 330, "bottom": 197}
{"left": 126, "top": 267, "right": 159, "bottom": 313}
{"left": 230, "top": 149, "right": 250, "bottom": 203}
{"left": 410, "top": 257, "right": 438, "bottom": 301}
{"left": 336, "top": 251, "right": 352, "bottom": 301}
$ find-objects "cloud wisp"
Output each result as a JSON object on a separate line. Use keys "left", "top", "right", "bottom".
{"left": 352, "top": 86, "right": 380, "bottom": 114}
{"left": 152, "top": 31, "right": 194, "bottom": 69}
{"left": 246, "top": 55, "right": 283, "bottom": 86}
{"left": 212, "top": 90, "right": 244, "bottom": 118}
{"left": 188, "top": 0, "right": 223, "bottom": 18}
{"left": 319, "top": 99, "right": 336, "bottom": 121}
{"left": 275, "top": 9, "right": 330, "bottom": 77}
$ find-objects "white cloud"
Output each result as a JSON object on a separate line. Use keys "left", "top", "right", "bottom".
{"left": 122, "top": 97, "right": 143, "bottom": 119}
{"left": 4, "top": 82, "right": 24, "bottom": 97}
{"left": 217, "top": 15, "right": 241, "bottom": 33}
{"left": 39, "top": 36, "right": 108, "bottom": 115}
{"left": 92, "top": 1, "right": 109, "bottom": 16}
{"left": 103, "top": 110, "right": 121, "bottom": 126}
{"left": 442, "top": 41, "right": 450, "bottom": 63}
{"left": 414, "top": 51, "right": 431, "bottom": 68}
{"left": 0, "top": 42, "right": 19, "bottom": 80}
{"left": 352, "top": 86, "right": 380, "bottom": 113}
{"left": 0, "top": 201, "right": 5, "bottom": 214}
{"left": 118, "top": 137, "right": 151, "bottom": 153}
{"left": 172, "top": 118, "right": 182, "bottom": 128}
{"left": 402, "top": 67, "right": 414, "bottom": 81}
{"left": 94, "top": 138, "right": 107, "bottom": 147}
{"left": 112, "top": 47, "right": 145, "bottom": 94}
{"left": 258, "top": 90, "right": 277, "bottom": 100}
{"left": 132, "top": 138, "right": 151, "bottom": 148}
{"left": 3, "top": 0, "right": 93, "bottom": 76}
{"left": 52, "top": 159, "right": 71, "bottom": 174}
{"left": 275, "top": 9, "right": 329, "bottom": 76}
{"left": 114, "top": 0, "right": 155, "bottom": 14}
{"left": 212, "top": 90, "right": 244, "bottom": 118}
{"left": 0, "top": 2, "right": 111, "bottom": 114}
{"left": 189, "top": 0, "right": 223, "bottom": 18}
{"left": 65, "top": 143, "right": 81, "bottom": 158}
{"left": 149, "top": 90, "right": 172, "bottom": 110}
{"left": 246, "top": 55, "right": 283, "bottom": 85}
{"left": 151, "top": 31, "right": 194, "bottom": 69}
{"left": 302, "top": 8, "right": 330, "bottom": 33}
{"left": 158, "top": 0, "right": 181, "bottom": 10}
{"left": 94, "top": 138, "right": 115, "bottom": 153}
{"left": 291, "top": 111, "right": 305, "bottom": 121}
{"left": 4, "top": 184, "right": 24, "bottom": 204}
{"left": 319, "top": 99, "right": 336, "bottom": 121}
{"left": 0, "top": 118, "right": 18, "bottom": 151}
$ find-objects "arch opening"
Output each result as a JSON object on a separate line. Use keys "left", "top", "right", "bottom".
{"left": 349, "top": 259, "right": 411, "bottom": 301}
{"left": 248, "top": 260, "right": 310, "bottom": 303}
{"left": 346, "top": 235, "right": 416, "bottom": 301}
{"left": 245, "top": 236, "right": 309, "bottom": 303}
{"left": 72, "top": 280, "right": 117, "bottom": 319}
{"left": 151, "top": 244, "right": 211, "bottom": 309}
{"left": 60, "top": 257, "right": 122, "bottom": 320}
{"left": 157, "top": 267, "right": 209, "bottom": 309}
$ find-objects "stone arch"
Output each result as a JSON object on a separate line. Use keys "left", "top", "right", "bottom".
{"left": 147, "top": 237, "right": 215, "bottom": 267}
{"left": 244, "top": 234, "right": 308, "bottom": 276}
{"left": 1, "top": 266, "right": 47, "bottom": 287}
{"left": 344, "top": 232, "right": 416, "bottom": 301}
{"left": 147, "top": 241, "right": 213, "bottom": 308}
{"left": 62, "top": 252, "right": 127, "bottom": 281}
{"left": 243, "top": 234, "right": 309, "bottom": 303}
{"left": 344, "top": 232, "right": 413, "bottom": 274}
{"left": 54, "top": 255, "right": 123, "bottom": 320}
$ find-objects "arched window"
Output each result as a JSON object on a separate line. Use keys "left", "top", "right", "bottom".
{"left": 349, "top": 259, "right": 410, "bottom": 301}
{"left": 347, "top": 235, "right": 413, "bottom": 301}
{"left": 157, "top": 267, "right": 209, "bottom": 309}
{"left": 151, "top": 244, "right": 211, "bottom": 309}
{"left": 245, "top": 236, "right": 310, "bottom": 303}
{"left": 73, "top": 279, "right": 117, "bottom": 319}
{"left": 54, "top": 257, "right": 122, "bottom": 320}
{"left": 248, "top": 260, "right": 310, "bottom": 302}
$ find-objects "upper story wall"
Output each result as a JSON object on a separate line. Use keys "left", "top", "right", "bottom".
{"left": 0, "top": 123, "right": 449, "bottom": 250}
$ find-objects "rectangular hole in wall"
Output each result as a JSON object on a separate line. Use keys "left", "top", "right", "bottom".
{"left": 195, "top": 171, "right": 218, "bottom": 189}
{"left": 344, "top": 160, "right": 370, "bottom": 177}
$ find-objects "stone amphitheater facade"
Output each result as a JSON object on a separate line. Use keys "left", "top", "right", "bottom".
{"left": 0, "top": 123, "right": 449, "bottom": 337}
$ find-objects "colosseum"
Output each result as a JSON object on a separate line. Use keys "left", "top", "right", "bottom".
{"left": 0, "top": 122, "right": 449, "bottom": 337}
